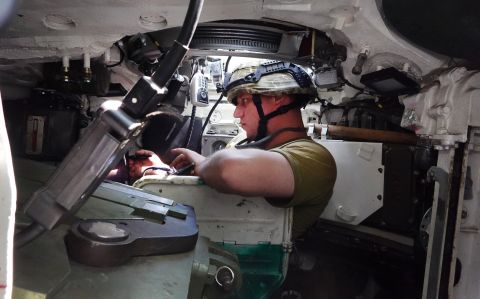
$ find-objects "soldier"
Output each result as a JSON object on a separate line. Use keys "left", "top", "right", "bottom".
{"left": 169, "top": 61, "right": 337, "bottom": 239}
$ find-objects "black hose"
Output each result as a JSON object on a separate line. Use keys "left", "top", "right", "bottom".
{"left": 14, "top": 222, "right": 46, "bottom": 248}
{"left": 151, "top": 0, "right": 204, "bottom": 87}
{"left": 224, "top": 56, "right": 232, "bottom": 73}
{"left": 201, "top": 94, "right": 223, "bottom": 134}
{"left": 176, "top": 0, "right": 204, "bottom": 45}
{"left": 183, "top": 105, "right": 197, "bottom": 148}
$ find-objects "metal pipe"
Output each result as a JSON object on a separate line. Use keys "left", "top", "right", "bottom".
{"left": 314, "top": 124, "right": 418, "bottom": 145}
{"left": 176, "top": 0, "right": 203, "bottom": 46}
{"left": 83, "top": 52, "right": 92, "bottom": 82}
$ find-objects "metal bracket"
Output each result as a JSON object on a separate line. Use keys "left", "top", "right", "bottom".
{"left": 94, "top": 181, "right": 188, "bottom": 221}
{"left": 423, "top": 166, "right": 450, "bottom": 299}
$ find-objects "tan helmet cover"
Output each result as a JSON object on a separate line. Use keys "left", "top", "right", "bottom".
{"left": 225, "top": 63, "right": 317, "bottom": 103}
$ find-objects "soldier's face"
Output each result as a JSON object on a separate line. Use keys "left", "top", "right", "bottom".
{"left": 233, "top": 93, "right": 258, "bottom": 139}
{"left": 233, "top": 93, "right": 276, "bottom": 139}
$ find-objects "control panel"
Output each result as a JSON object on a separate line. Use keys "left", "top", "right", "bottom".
{"left": 190, "top": 72, "right": 209, "bottom": 107}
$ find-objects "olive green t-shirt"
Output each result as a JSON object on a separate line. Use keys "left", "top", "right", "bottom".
{"left": 267, "top": 139, "right": 337, "bottom": 239}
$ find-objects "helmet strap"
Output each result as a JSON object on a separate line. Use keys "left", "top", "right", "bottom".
{"left": 251, "top": 94, "right": 267, "bottom": 141}
{"left": 251, "top": 94, "right": 303, "bottom": 141}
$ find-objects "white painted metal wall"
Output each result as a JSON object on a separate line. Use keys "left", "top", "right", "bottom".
{"left": 0, "top": 92, "right": 17, "bottom": 299}
{"left": 402, "top": 67, "right": 480, "bottom": 298}
{"left": 453, "top": 130, "right": 480, "bottom": 299}
{"left": 315, "top": 140, "right": 384, "bottom": 225}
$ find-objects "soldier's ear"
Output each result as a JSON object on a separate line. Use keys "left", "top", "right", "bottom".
{"left": 274, "top": 95, "right": 291, "bottom": 105}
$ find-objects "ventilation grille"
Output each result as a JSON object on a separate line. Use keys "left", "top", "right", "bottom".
{"left": 191, "top": 26, "right": 282, "bottom": 53}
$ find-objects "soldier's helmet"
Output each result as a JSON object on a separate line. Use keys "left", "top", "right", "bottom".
{"left": 222, "top": 60, "right": 317, "bottom": 105}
